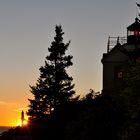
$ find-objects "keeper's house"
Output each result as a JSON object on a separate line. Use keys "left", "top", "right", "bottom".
{"left": 101, "top": 17, "right": 140, "bottom": 94}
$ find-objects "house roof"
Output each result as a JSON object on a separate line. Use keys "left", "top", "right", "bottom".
{"left": 101, "top": 43, "right": 129, "bottom": 63}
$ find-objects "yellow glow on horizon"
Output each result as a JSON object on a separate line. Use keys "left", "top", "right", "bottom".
{"left": 7, "top": 110, "right": 29, "bottom": 127}
{"left": 9, "top": 119, "right": 21, "bottom": 127}
{"left": 9, "top": 118, "right": 28, "bottom": 127}
{"left": 0, "top": 96, "right": 29, "bottom": 127}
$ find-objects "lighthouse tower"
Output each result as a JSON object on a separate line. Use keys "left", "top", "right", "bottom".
{"left": 101, "top": 17, "right": 140, "bottom": 95}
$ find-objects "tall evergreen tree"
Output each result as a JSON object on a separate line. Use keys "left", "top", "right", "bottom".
{"left": 27, "top": 25, "right": 75, "bottom": 119}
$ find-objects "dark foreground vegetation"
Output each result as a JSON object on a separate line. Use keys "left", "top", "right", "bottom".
{"left": 1, "top": 25, "right": 140, "bottom": 140}
{"left": 1, "top": 88, "right": 139, "bottom": 140}
{"left": 1, "top": 87, "right": 140, "bottom": 140}
{"left": 0, "top": 93, "right": 124, "bottom": 140}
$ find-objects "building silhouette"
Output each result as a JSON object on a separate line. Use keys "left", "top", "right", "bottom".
{"left": 101, "top": 17, "right": 140, "bottom": 94}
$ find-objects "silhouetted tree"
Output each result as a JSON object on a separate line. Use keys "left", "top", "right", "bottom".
{"left": 63, "top": 94, "right": 122, "bottom": 140}
{"left": 27, "top": 25, "right": 75, "bottom": 120}
{"left": 118, "top": 60, "right": 140, "bottom": 140}
{"left": 81, "top": 89, "right": 100, "bottom": 101}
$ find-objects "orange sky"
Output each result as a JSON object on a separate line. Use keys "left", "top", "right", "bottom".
{"left": 0, "top": 85, "right": 30, "bottom": 126}
{"left": 0, "top": 99, "right": 28, "bottom": 126}
{"left": 0, "top": 98, "right": 27, "bottom": 126}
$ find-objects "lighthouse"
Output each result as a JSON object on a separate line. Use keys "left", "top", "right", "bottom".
{"left": 101, "top": 17, "right": 140, "bottom": 95}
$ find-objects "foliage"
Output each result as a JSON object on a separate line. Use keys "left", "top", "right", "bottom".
{"left": 63, "top": 94, "right": 122, "bottom": 140}
{"left": 27, "top": 25, "right": 75, "bottom": 120}
{"left": 81, "top": 89, "right": 101, "bottom": 100}
{"left": 118, "top": 60, "right": 140, "bottom": 140}
{"left": 0, "top": 92, "right": 124, "bottom": 140}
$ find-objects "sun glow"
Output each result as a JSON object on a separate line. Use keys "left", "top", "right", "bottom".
{"left": 22, "top": 120, "right": 28, "bottom": 126}
{"left": 8, "top": 109, "right": 29, "bottom": 127}
{"left": 9, "top": 118, "right": 28, "bottom": 127}
{"left": 15, "top": 119, "right": 28, "bottom": 127}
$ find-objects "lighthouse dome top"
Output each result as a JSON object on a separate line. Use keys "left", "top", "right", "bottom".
{"left": 127, "top": 18, "right": 140, "bottom": 31}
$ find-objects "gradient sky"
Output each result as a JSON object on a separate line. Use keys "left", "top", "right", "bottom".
{"left": 0, "top": 0, "right": 138, "bottom": 126}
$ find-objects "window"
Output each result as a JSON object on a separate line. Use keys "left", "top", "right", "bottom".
{"left": 134, "top": 30, "right": 139, "bottom": 35}
{"left": 117, "top": 71, "right": 123, "bottom": 79}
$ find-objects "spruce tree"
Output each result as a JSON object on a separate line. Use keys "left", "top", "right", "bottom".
{"left": 27, "top": 25, "right": 75, "bottom": 119}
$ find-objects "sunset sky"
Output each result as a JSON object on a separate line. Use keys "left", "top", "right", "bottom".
{"left": 0, "top": 0, "right": 138, "bottom": 126}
